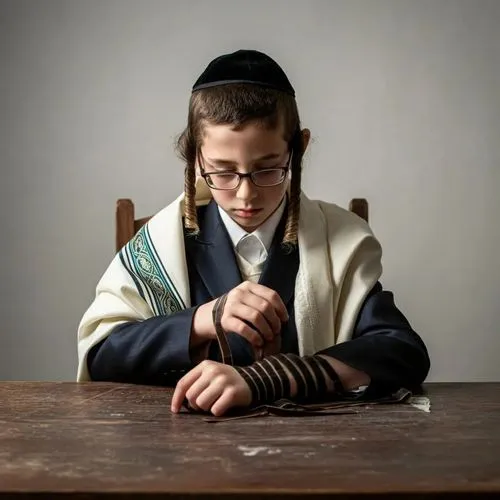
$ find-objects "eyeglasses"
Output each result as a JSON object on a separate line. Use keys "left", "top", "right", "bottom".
{"left": 199, "top": 153, "right": 292, "bottom": 191}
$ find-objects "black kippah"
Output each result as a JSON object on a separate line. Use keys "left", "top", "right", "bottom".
{"left": 192, "top": 49, "right": 295, "bottom": 97}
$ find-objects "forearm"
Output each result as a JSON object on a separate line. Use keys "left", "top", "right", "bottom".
{"left": 319, "top": 335, "right": 429, "bottom": 391}
{"left": 87, "top": 307, "right": 199, "bottom": 384}
{"left": 88, "top": 296, "right": 262, "bottom": 384}
{"left": 318, "top": 283, "right": 430, "bottom": 392}
{"left": 318, "top": 355, "right": 371, "bottom": 391}
{"left": 280, "top": 355, "right": 370, "bottom": 398}
{"left": 235, "top": 353, "right": 350, "bottom": 405}
{"left": 268, "top": 334, "right": 427, "bottom": 401}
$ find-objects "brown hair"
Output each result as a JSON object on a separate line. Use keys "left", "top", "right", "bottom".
{"left": 176, "top": 83, "right": 304, "bottom": 246}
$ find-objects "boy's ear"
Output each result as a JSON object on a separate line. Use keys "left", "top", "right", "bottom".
{"left": 301, "top": 128, "right": 311, "bottom": 154}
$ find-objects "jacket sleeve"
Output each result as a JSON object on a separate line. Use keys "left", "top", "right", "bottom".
{"left": 86, "top": 312, "right": 255, "bottom": 386}
{"left": 317, "top": 282, "right": 431, "bottom": 396}
{"left": 86, "top": 308, "right": 196, "bottom": 385}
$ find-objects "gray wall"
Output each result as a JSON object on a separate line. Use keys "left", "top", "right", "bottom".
{"left": 1, "top": 0, "right": 499, "bottom": 382}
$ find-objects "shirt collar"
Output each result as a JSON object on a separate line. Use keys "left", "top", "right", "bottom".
{"left": 218, "top": 196, "right": 286, "bottom": 252}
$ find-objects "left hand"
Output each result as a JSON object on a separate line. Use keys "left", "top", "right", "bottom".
{"left": 171, "top": 360, "right": 252, "bottom": 416}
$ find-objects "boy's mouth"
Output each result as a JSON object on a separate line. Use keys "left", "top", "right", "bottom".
{"left": 234, "top": 208, "right": 263, "bottom": 218}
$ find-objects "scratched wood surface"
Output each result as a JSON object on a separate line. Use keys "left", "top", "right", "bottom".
{"left": 0, "top": 382, "right": 499, "bottom": 499}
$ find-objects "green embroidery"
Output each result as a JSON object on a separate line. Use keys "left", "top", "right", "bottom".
{"left": 120, "top": 225, "right": 185, "bottom": 316}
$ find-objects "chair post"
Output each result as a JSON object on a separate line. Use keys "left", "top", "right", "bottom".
{"left": 349, "top": 198, "right": 369, "bottom": 223}
{"left": 116, "top": 199, "right": 135, "bottom": 252}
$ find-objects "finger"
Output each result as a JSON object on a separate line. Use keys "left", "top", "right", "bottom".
{"left": 224, "top": 316, "right": 265, "bottom": 347}
{"left": 210, "top": 387, "right": 239, "bottom": 417}
{"left": 184, "top": 375, "right": 212, "bottom": 410}
{"left": 171, "top": 365, "right": 203, "bottom": 413}
{"left": 231, "top": 303, "right": 274, "bottom": 341}
{"left": 241, "top": 292, "right": 282, "bottom": 335}
{"left": 194, "top": 376, "right": 227, "bottom": 412}
{"left": 245, "top": 283, "right": 289, "bottom": 322}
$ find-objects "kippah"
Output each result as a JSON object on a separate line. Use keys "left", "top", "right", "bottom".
{"left": 192, "top": 49, "right": 295, "bottom": 97}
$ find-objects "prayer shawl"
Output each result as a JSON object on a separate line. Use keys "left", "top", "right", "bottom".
{"left": 77, "top": 181, "right": 382, "bottom": 382}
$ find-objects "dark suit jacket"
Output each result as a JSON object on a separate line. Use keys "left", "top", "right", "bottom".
{"left": 87, "top": 200, "right": 430, "bottom": 397}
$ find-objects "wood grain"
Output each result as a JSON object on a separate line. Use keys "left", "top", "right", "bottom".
{"left": 0, "top": 382, "right": 499, "bottom": 499}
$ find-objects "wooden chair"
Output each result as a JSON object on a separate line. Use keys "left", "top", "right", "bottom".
{"left": 116, "top": 197, "right": 368, "bottom": 252}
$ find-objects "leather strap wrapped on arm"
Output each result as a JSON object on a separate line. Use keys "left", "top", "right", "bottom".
{"left": 235, "top": 353, "right": 343, "bottom": 406}
{"left": 211, "top": 294, "right": 233, "bottom": 365}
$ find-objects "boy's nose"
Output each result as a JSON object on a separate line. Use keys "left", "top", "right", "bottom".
{"left": 236, "top": 177, "right": 258, "bottom": 201}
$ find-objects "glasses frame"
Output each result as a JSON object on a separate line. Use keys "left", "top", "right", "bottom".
{"left": 198, "top": 152, "right": 292, "bottom": 191}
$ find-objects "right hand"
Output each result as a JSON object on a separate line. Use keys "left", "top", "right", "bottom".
{"left": 192, "top": 281, "right": 289, "bottom": 349}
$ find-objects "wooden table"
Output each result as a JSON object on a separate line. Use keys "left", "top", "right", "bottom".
{"left": 0, "top": 382, "right": 499, "bottom": 499}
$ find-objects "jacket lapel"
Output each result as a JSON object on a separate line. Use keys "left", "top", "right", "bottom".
{"left": 186, "top": 201, "right": 242, "bottom": 299}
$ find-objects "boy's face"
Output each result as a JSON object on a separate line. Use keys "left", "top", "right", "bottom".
{"left": 199, "top": 121, "right": 290, "bottom": 232}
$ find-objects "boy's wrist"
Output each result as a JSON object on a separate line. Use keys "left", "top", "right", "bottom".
{"left": 191, "top": 300, "right": 217, "bottom": 344}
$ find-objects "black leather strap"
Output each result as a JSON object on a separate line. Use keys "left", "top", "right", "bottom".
{"left": 275, "top": 353, "right": 308, "bottom": 401}
{"left": 211, "top": 294, "right": 233, "bottom": 365}
{"left": 234, "top": 366, "right": 262, "bottom": 403}
{"left": 250, "top": 362, "right": 276, "bottom": 402}
{"left": 263, "top": 356, "right": 290, "bottom": 401}
{"left": 302, "top": 355, "right": 327, "bottom": 396}
{"left": 202, "top": 388, "right": 413, "bottom": 422}
{"left": 314, "top": 355, "right": 345, "bottom": 394}
{"left": 280, "top": 354, "right": 318, "bottom": 400}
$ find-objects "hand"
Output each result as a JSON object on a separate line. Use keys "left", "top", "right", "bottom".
{"left": 170, "top": 360, "right": 252, "bottom": 416}
{"left": 192, "top": 281, "right": 289, "bottom": 350}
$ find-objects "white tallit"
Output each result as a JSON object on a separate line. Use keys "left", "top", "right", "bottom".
{"left": 77, "top": 181, "right": 382, "bottom": 382}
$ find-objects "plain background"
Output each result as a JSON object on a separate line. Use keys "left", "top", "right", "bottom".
{"left": 1, "top": 0, "right": 499, "bottom": 382}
